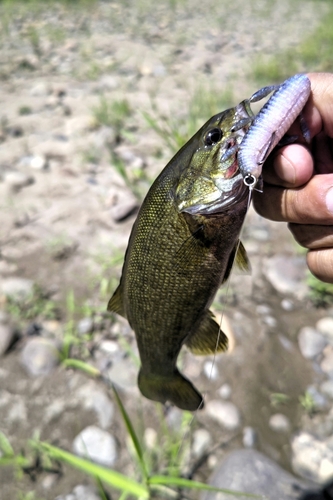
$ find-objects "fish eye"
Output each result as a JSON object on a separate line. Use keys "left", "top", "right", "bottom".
{"left": 204, "top": 127, "right": 223, "bottom": 146}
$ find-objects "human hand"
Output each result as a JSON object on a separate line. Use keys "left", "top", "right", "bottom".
{"left": 253, "top": 73, "right": 333, "bottom": 283}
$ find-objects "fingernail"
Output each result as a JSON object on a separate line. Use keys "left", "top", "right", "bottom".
{"left": 326, "top": 187, "right": 333, "bottom": 214}
{"left": 276, "top": 154, "right": 296, "bottom": 185}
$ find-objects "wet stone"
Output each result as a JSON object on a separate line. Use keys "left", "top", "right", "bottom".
{"left": 72, "top": 425, "right": 117, "bottom": 467}
{"left": 20, "top": 337, "right": 60, "bottom": 376}
{"left": 298, "top": 326, "right": 327, "bottom": 359}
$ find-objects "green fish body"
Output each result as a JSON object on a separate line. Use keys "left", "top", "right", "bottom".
{"left": 108, "top": 100, "right": 254, "bottom": 411}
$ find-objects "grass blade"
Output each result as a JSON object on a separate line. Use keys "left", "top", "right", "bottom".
{"left": 111, "top": 384, "right": 149, "bottom": 482}
{"left": 33, "top": 441, "right": 148, "bottom": 499}
{"left": 62, "top": 358, "right": 101, "bottom": 377}
{"left": 0, "top": 432, "right": 14, "bottom": 457}
{"left": 149, "top": 475, "right": 261, "bottom": 498}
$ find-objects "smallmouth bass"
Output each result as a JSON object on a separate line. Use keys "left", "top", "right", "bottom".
{"left": 108, "top": 100, "right": 255, "bottom": 411}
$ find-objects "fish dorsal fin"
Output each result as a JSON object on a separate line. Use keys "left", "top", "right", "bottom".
{"left": 235, "top": 240, "right": 251, "bottom": 273}
{"left": 107, "top": 283, "right": 126, "bottom": 318}
{"left": 185, "top": 310, "right": 228, "bottom": 355}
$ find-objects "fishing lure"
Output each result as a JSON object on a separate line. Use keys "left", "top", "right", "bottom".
{"left": 237, "top": 73, "right": 311, "bottom": 188}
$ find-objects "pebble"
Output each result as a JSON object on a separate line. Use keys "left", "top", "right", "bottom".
{"left": 30, "top": 81, "right": 50, "bottom": 96}
{"left": 306, "top": 385, "right": 328, "bottom": 410}
{"left": 320, "top": 380, "right": 333, "bottom": 399}
{"left": 291, "top": 432, "right": 333, "bottom": 483}
{"left": 4, "top": 171, "right": 34, "bottom": 190}
{"left": 298, "top": 326, "right": 327, "bottom": 359}
{"left": 192, "top": 428, "right": 212, "bottom": 458}
{"left": 0, "top": 323, "right": 17, "bottom": 356}
{"left": 18, "top": 155, "right": 48, "bottom": 170}
{"left": 320, "top": 347, "right": 333, "bottom": 378}
{"left": 55, "top": 485, "right": 101, "bottom": 500}
{"left": 205, "top": 400, "right": 241, "bottom": 430}
{"left": 144, "top": 427, "right": 157, "bottom": 449}
{"left": 201, "top": 448, "right": 312, "bottom": 500}
{"left": 20, "top": 337, "right": 60, "bottom": 376}
{"left": 268, "top": 413, "right": 290, "bottom": 433}
{"left": 203, "top": 360, "right": 219, "bottom": 380}
{"left": 242, "top": 426, "right": 257, "bottom": 448}
{"left": 263, "top": 255, "right": 307, "bottom": 298}
{"left": 98, "top": 340, "right": 119, "bottom": 354}
{"left": 1, "top": 277, "right": 34, "bottom": 300}
{"left": 106, "top": 358, "right": 137, "bottom": 390}
{"left": 316, "top": 317, "right": 333, "bottom": 344}
{"left": 72, "top": 425, "right": 117, "bottom": 467}
{"left": 77, "top": 317, "right": 94, "bottom": 336}
{"left": 281, "top": 299, "right": 294, "bottom": 311}
{"left": 109, "top": 197, "right": 139, "bottom": 222}
{"left": 76, "top": 382, "right": 114, "bottom": 429}
{"left": 218, "top": 383, "right": 231, "bottom": 399}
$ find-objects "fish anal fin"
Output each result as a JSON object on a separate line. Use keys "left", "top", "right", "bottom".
{"left": 107, "top": 283, "right": 126, "bottom": 318}
{"left": 138, "top": 369, "right": 203, "bottom": 411}
{"left": 185, "top": 311, "right": 228, "bottom": 355}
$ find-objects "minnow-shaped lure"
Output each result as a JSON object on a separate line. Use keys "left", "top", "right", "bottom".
{"left": 237, "top": 73, "right": 311, "bottom": 188}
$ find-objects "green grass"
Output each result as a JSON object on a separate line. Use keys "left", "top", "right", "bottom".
{"left": 4, "top": 284, "right": 58, "bottom": 323}
{"left": 250, "top": 5, "right": 333, "bottom": 84}
{"left": 306, "top": 272, "right": 333, "bottom": 308}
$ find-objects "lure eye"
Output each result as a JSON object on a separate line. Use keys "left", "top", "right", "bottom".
{"left": 204, "top": 127, "right": 223, "bottom": 146}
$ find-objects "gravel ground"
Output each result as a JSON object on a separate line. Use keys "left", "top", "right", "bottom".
{"left": 0, "top": 1, "right": 333, "bottom": 499}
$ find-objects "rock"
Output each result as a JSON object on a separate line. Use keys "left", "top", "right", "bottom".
{"left": 20, "top": 337, "right": 60, "bottom": 376}
{"left": 205, "top": 400, "right": 241, "bottom": 430}
{"left": 268, "top": 413, "right": 290, "bottom": 433}
{"left": 72, "top": 425, "right": 117, "bottom": 467}
{"left": 109, "top": 197, "right": 139, "bottom": 222}
{"left": 291, "top": 432, "right": 333, "bottom": 483}
{"left": 77, "top": 317, "right": 94, "bottom": 336}
{"left": 4, "top": 171, "right": 34, "bottom": 190}
{"left": 98, "top": 340, "right": 119, "bottom": 354}
{"left": 192, "top": 428, "right": 212, "bottom": 458}
{"left": 201, "top": 449, "right": 312, "bottom": 500}
{"left": 1, "top": 278, "right": 34, "bottom": 300}
{"left": 76, "top": 381, "right": 114, "bottom": 429}
{"left": 316, "top": 317, "right": 333, "bottom": 344}
{"left": 106, "top": 358, "right": 137, "bottom": 390}
{"left": 18, "top": 155, "right": 48, "bottom": 170}
{"left": 264, "top": 255, "right": 307, "bottom": 298}
{"left": 55, "top": 484, "right": 101, "bottom": 500}
{"left": 306, "top": 385, "right": 328, "bottom": 410}
{"left": 30, "top": 82, "right": 50, "bottom": 96}
{"left": 0, "top": 323, "right": 17, "bottom": 356}
{"left": 144, "top": 427, "right": 157, "bottom": 449}
{"left": 298, "top": 326, "right": 327, "bottom": 359}
{"left": 203, "top": 360, "right": 219, "bottom": 380}
{"left": 218, "top": 383, "right": 232, "bottom": 399}
{"left": 320, "top": 347, "right": 333, "bottom": 378}
{"left": 242, "top": 427, "right": 258, "bottom": 448}
{"left": 320, "top": 380, "right": 333, "bottom": 399}
{"left": 281, "top": 299, "right": 294, "bottom": 311}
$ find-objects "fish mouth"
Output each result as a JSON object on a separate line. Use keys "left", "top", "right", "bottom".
{"left": 182, "top": 172, "right": 249, "bottom": 216}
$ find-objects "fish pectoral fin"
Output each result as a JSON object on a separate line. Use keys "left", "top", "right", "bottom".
{"left": 107, "top": 283, "right": 126, "bottom": 317}
{"left": 185, "top": 311, "right": 228, "bottom": 355}
{"left": 138, "top": 369, "right": 204, "bottom": 411}
{"left": 234, "top": 240, "right": 251, "bottom": 274}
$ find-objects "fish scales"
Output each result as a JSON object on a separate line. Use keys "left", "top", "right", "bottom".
{"left": 108, "top": 102, "right": 253, "bottom": 411}
{"left": 238, "top": 73, "right": 311, "bottom": 185}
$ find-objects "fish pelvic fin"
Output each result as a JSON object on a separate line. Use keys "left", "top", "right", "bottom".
{"left": 185, "top": 310, "right": 228, "bottom": 355}
{"left": 138, "top": 369, "right": 204, "bottom": 411}
{"left": 107, "top": 283, "right": 126, "bottom": 318}
{"left": 235, "top": 240, "right": 251, "bottom": 273}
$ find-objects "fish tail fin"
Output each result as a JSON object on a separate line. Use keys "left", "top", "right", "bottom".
{"left": 138, "top": 369, "right": 204, "bottom": 411}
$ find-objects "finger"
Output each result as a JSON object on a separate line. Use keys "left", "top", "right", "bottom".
{"left": 307, "top": 248, "right": 333, "bottom": 284}
{"left": 262, "top": 143, "right": 314, "bottom": 187}
{"left": 313, "top": 132, "right": 333, "bottom": 174}
{"left": 307, "top": 72, "right": 333, "bottom": 138}
{"left": 289, "top": 222, "right": 333, "bottom": 249}
{"left": 253, "top": 173, "right": 333, "bottom": 223}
